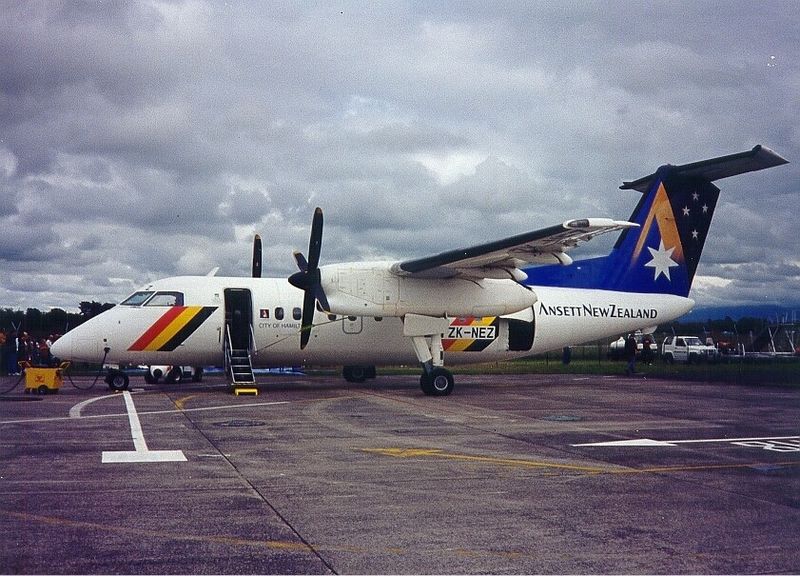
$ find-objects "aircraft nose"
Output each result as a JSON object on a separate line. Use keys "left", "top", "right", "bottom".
{"left": 50, "top": 327, "right": 101, "bottom": 363}
{"left": 49, "top": 334, "right": 70, "bottom": 359}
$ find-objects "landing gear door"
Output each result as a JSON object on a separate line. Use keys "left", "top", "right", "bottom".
{"left": 224, "top": 288, "right": 253, "bottom": 350}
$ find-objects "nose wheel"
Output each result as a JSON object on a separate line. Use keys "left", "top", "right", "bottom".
{"left": 420, "top": 367, "right": 454, "bottom": 396}
{"left": 105, "top": 369, "right": 130, "bottom": 391}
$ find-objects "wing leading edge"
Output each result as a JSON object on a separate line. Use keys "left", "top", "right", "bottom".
{"left": 392, "top": 218, "right": 637, "bottom": 280}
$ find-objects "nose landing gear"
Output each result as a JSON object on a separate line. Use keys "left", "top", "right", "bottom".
{"left": 105, "top": 369, "right": 130, "bottom": 392}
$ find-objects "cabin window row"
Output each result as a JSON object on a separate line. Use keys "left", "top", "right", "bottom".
{"left": 261, "top": 307, "right": 303, "bottom": 321}
{"left": 121, "top": 292, "right": 384, "bottom": 324}
{"left": 262, "top": 304, "right": 383, "bottom": 323}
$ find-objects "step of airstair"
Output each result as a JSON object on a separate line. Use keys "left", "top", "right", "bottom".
{"left": 228, "top": 348, "right": 255, "bottom": 385}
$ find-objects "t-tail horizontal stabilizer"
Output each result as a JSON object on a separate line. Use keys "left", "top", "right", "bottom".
{"left": 525, "top": 145, "right": 788, "bottom": 297}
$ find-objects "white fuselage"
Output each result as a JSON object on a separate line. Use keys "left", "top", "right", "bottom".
{"left": 51, "top": 275, "right": 693, "bottom": 368}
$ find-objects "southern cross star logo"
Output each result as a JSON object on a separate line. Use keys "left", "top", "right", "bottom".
{"left": 645, "top": 240, "right": 679, "bottom": 281}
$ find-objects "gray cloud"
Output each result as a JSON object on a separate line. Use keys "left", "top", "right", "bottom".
{"left": 0, "top": 0, "right": 797, "bottom": 313}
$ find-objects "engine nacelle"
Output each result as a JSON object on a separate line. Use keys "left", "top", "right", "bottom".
{"left": 320, "top": 262, "right": 537, "bottom": 318}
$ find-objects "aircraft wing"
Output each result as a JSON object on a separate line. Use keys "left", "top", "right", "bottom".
{"left": 392, "top": 218, "right": 637, "bottom": 280}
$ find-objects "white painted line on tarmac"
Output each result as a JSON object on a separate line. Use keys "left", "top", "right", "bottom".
{"left": 69, "top": 393, "right": 122, "bottom": 419}
{"left": 574, "top": 435, "right": 800, "bottom": 449}
{"left": 2, "top": 399, "right": 291, "bottom": 426}
{"left": 574, "top": 438, "right": 674, "bottom": 447}
{"left": 102, "top": 449, "right": 188, "bottom": 463}
{"left": 101, "top": 391, "right": 187, "bottom": 464}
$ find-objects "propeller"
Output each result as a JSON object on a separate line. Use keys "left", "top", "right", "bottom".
{"left": 288, "top": 207, "right": 329, "bottom": 349}
{"left": 252, "top": 234, "right": 262, "bottom": 278}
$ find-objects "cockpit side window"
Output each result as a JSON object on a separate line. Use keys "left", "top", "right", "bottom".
{"left": 120, "top": 291, "right": 155, "bottom": 306}
{"left": 145, "top": 291, "right": 185, "bottom": 306}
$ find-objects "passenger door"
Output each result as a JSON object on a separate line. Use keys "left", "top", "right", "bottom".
{"left": 224, "top": 288, "right": 253, "bottom": 351}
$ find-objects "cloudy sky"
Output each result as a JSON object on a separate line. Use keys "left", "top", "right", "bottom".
{"left": 1, "top": 1, "right": 798, "bottom": 314}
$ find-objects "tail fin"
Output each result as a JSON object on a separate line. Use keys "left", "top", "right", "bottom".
{"left": 525, "top": 145, "right": 788, "bottom": 297}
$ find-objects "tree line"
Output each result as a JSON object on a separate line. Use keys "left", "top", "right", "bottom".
{"left": 0, "top": 302, "right": 778, "bottom": 341}
{"left": 0, "top": 302, "right": 115, "bottom": 337}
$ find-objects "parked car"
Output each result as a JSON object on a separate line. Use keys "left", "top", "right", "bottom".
{"left": 608, "top": 332, "right": 657, "bottom": 360}
{"left": 661, "top": 336, "right": 719, "bottom": 363}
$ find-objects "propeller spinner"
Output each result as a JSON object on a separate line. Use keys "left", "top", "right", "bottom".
{"left": 288, "top": 207, "right": 330, "bottom": 349}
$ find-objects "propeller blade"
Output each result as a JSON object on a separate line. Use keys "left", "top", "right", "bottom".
{"left": 300, "top": 288, "right": 316, "bottom": 349}
{"left": 315, "top": 284, "right": 330, "bottom": 313}
{"left": 307, "top": 207, "right": 323, "bottom": 271}
{"left": 293, "top": 251, "right": 308, "bottom": 273}
{"left": 252, "top": 234, "right": 262, "bottom": 278}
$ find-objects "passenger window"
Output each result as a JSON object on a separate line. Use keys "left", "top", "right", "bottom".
{"left": 292, "top": 307, "right": 302, "bottom": 320}
{"left": 120, "top": 291, "right": 154, "bottom": 306}
{"left": 145, "top": 292, "right": 184, "bottom": 306}
{"left": 676, "top": 338, "right": 685, "bottom": 346}
{"left": 275, "top": 307, "right": 284, "bottom": 320}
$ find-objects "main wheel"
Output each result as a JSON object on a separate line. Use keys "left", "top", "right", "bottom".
{"left": 420, "top": 367, "right": 454, "bottom": 396}
{"left": 343, "top": 365, "right": 367, "bottom": 383}
{"left": 420, "top": 373, "right": 434, "bottom": 395}
{"left": 165, "top": 367, "right": 183, "bottom": 384}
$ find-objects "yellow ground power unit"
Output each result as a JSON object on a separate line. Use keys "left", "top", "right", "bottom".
{"left": 21, "top": 361, "right": 70, "bottom": 395}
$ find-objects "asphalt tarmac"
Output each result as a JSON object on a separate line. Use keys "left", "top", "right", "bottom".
{"left": 1, "top": 371, "right": 798, "bottom": 574}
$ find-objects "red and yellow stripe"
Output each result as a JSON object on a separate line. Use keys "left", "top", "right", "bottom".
{"left": 443, "top": 316, "right": 498, "bottom": 352}
{"left": 128, "top": 306, "right": 217, "bottom": 352}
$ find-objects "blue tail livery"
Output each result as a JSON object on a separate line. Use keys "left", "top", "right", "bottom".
{"left": 524, "top": 145, "right": 788, "bottom": 297}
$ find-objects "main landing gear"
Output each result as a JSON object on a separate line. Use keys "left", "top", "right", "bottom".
{"left": 404, "top": 314, "right": 456, "bottom": 397}
{"left": 420, "top": 366, "right": 455, "bottom": 396}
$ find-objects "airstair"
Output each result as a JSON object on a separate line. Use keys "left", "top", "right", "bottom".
{"left": 224, "top": 328, "right": 256, "bottom": 386}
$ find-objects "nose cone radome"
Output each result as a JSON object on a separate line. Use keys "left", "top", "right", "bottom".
{"left": 49, "top": 321, "right": 103, "bottom": 363}
{"left": 49, "top": 334, "right": 70, "bottom": 359}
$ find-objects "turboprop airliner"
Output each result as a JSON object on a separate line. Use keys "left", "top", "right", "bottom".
{"left": 50, "top": 146, "right": 788, "bottom": 395}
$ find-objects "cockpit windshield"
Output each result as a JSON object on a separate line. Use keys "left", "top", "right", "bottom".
{"left": 119, "top": 290, "right": 184, "bottom": 307}
{"left": 120, "top": 291, "right": 154, "bottom": 306}
{"left": 145, "top": 291, "right": 184, "bottom": 306}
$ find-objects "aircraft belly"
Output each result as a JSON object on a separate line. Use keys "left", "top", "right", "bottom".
{"left": 252, "top": 314, "right": 525, "bottom": 367}
{"left": 254, "top": 316, "right": 415, "bottom": 366}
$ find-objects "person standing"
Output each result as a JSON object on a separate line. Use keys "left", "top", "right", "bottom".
{"left": 5, "top": 330, "right": 18, "bottom": 375}
{"left": 642, "top": 334, "right": 654, "bottom": 365}
{"left": 624, "top": 332, "right": 638, "bottom": 376}
{"left": 18, "top": 332, "right": 31, "bottom": 365}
